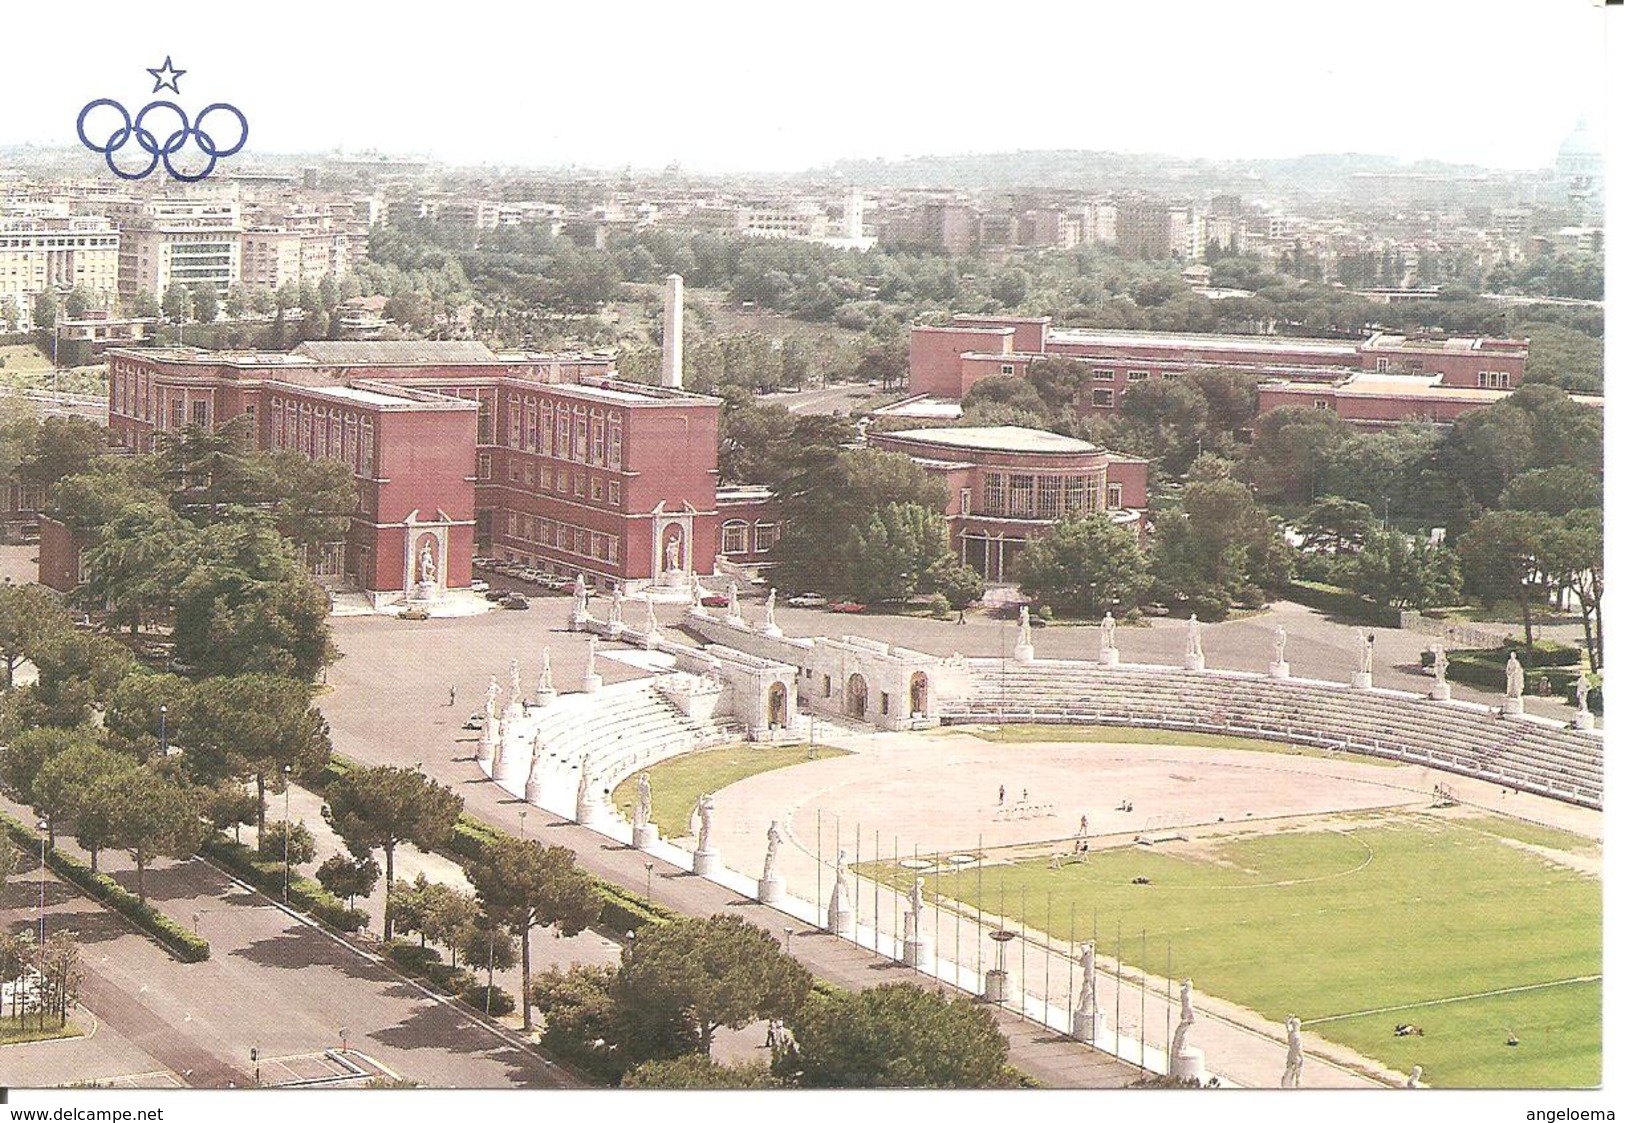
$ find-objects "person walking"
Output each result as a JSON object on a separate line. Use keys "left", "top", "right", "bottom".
{"left": 449, "top": 684, "right": 457, "bottom": 707}
{"left": 998, "top": 785, "right": 1005, "bottom": 805}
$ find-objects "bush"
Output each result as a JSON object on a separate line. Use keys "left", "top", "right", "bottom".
{"left": 460, "top": 984, "right": 515, "bottom": 1017}
{"left": 1185, "top": 594, "right": 1230, "bottom": 622}
{"left": 927, "top": 594, "right": 950, "bottom": 619}
{"left": 1235, "top": 584, "right": 1267, "bottom": 611}
{"left": 386, "top": 940, "right": 473, "bottom": 994}
{"left": 387, "top": 943, "right": 443, "bottom": 974}
{"left": 258, "top": 820, "right": 318, "bottom": 866}
{"left": 0, "top": 811, "right": 209, "bottom": 963}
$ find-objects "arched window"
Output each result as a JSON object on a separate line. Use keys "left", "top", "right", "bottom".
{"left": 722, "top": 520, "right": 749, "bottom": 555}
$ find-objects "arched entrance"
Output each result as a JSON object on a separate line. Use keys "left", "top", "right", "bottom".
{"left": 845, "top": 673, "right": 868, "bottom": 719}
{"left": 767, "top": 681, "right": 788, "bottom": 727}
{"left": 909, "top": 672, "right": 928, "bottom": 717}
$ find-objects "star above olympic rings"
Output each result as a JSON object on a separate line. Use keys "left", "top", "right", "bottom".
{"left": 147, "top": 57, "right": 185, "bottom": 94}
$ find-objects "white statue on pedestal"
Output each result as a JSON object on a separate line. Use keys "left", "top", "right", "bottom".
{"left": 538, "top": 648, "right": 554, "bottom": 695}
{"left": 667, "top": 537, "right": 682, "bottom": 574}
{"left": 644, "top": 597, "right": 660, "bottom": 636}
{"left": 727, "top": 581, "right": 741, "bottom": 619}
{"left": 1576, "top": 674, "right": 1591, "bottom": 713}
{"left": 1506, "top": 651, "right": 1524, "bottom": 699}
{"left": 827, "top": 848, "right": 853, "bottom": 933}
{"left": 1101, "top": 611, "right": 1116, "bottom": 653}
{"left": 696, "top": 793, "right": 715, "bottom": 852}
{"left": 1407, "top": 1065, "right": 1423, "bottom": 1089}
{"left": 1431, "top": 644, "right": 1448, "bottom": 684}
{"left": 509, "top": 658, "right": 523, "bottom": 704}
{"left": 418, "top": 541, "right": 437, "bottom": 585}
{"left": 1078, "top": 941, "right": 1097, "bottom": 1015}
{"left": 1017, "top": 605, "right": 1032, "bottom": 648}
{"left": 575, "top": 762, "right": 592, "bottom": 821}
{"left": 1171, "top": 978, "right": 1196, "bottom": 1057}
{"left": 1186, "top": 615, "right": 1203, "bottom": 659}
{"left": 571, "top": 573, "right": 589, "bottom": 620}
{"left": 690, "top": 582, "right": 704, "bottom": 611}
{"left": 609, "top": 584, "right": 624, "bottom": 627}
{"left": 1282, "top": 1014, "right": 1304, "bottom": 1088}
{"left": 485, "top": 675, "right": 500, "bottom": 717}
{"left": 764, "top": 589, "right": 778, "bottom": 630}
{"left": 762, "top": 819, "right": 782, "bottom": 882}
{"left": 1273, "top": 626, "right": 1287, "bottom": 666}
{"left": 1359, "top": 629, "right": 1375, "bottom": 675}
{"left": 633, "top": 772, "right": 652, "bottom": 830}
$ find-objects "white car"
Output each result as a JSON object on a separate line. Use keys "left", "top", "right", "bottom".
{"left": 470, "top": 579, "right": 490, "bottom": 593}
{"left": 787, "top": 593, "right": 828, "bottom": 608}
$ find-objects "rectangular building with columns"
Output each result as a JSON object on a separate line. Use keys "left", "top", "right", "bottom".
{"left": 91, "top": 338, "right": 724, "bottom": 601}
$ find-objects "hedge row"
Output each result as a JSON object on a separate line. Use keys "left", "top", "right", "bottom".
{"left": 384, "top": 942, "right": 515, "bottom": 1015}
{"left": 1285, "top": 581, "right": 1402, "bottom": 628}
{"left": 201, "top": 836, "right": 368, "bottom": 932}
{"left": 0, "top": 811, "right": 210, "bottom": 962}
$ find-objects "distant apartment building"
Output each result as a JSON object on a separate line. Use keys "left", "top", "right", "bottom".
{"left": 240, "top": 209, "right": 353, "bottom": 292}
{"left": 105, "top": 194, "right": 242, "bottom": 305}
{"left": 1114, "top": 199, "right": 1175, "bottom": 260}
{"left": 0, "top": 211, "right": 119, "bottom": 328}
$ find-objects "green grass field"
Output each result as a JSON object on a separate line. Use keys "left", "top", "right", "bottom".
{"left": 610, "top": 743, "right": 848, "bottom": 838}
{"left": 874, "top": 812, "right": 1599, "bottom": 1088}
{"left": 0, "top": 345, "right": 108, "bottom": 396}
{"left": 0, "top": 1012, "right": 83, "bottom": 1045}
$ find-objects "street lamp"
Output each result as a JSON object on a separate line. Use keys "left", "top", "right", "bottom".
{"left": 644, "top": 860, "right": 654, "bottom": 903}
{"left": 783, "top": 926, "right": 793, "bottom": 952}
{"left": 282, "top": 764, "right": 293, "bottom": 905}
{"left": 159, "top": 704, "right": 168, "bottom": 756}
{"left": 36, "top": 819, "right": 48, "bottom": 946}
{"left": 519, "top": 810, "right": 527, "bottom": 839}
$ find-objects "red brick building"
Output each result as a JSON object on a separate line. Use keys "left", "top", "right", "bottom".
{"left": 906, "top": 314, "right": 1530, "bottom": 420}
{"left": 88, "top": 340, "right": 726, "bottom": 600}
{"left": 869, "top": 426, "right": 1148, "bottom": 583}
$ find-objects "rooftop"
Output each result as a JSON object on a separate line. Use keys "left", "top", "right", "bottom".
{"left": 1046, "top": 327, "right": 1359, "bottom": 357}
{"left": 877, "top": 426, "right": 1100, "bottom": 455}
{"left": 294, "top": 340, "right": 502, "bottom": 365}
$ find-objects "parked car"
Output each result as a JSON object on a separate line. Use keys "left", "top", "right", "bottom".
{"left": 540, "top": 575, "right": 570, "bottom": 590}
{"left": 701, "top": 593, "right": 730, "bottom": 608}
{"left": 470, "top": 579, "right": 490, "bottom": 593}
{"left": 501, "top": 593, "right": 530, "bottom": 610}
{"left": 400, "top": 606, "right": 430, "bottom": 621}
{"left": 484, "top": 589, "right": 508, "bottom": 602}
{"left": 787, "top": 593, "right": 828, "bottom": 608}
{"left": 827, "top": 601, "right": 867, "bottom": 614}
{"left": 462, "top": 713, "right": 485, "bottom": 730}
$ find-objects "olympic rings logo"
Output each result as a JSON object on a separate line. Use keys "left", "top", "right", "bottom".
{"left": 76, "top": 98, "right": 248, "bottom": 182}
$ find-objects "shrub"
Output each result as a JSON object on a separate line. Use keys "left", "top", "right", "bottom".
{"left": 461, "top": 984, "right": 515, "bottom": 1017}
{"left": 927, "top": 594, "right": 950, "bottom": 619}
{"left": 202, "top": 835, "right": 365, "bottom": 931}
{"left": 258, "top": 820, "right": 318, "bottom": 866}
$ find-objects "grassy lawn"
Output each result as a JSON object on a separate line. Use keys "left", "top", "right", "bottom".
{"left": 610, "top": 743, "right": 848, "bottom": 839}
{"left": 0, "top": 1012, "right": 84, "bottom": 1045}
{"left": 964, "top": 724, "right": 1405, "bottom": 766}
{"left": 0, "top": 344, "right": 52, "bottom": 371}
{"left": 872, "top": 812, "right": 1599, "bottom": 1088}
{"left": 0, "top": 346, "right": 108, "bottom": 396}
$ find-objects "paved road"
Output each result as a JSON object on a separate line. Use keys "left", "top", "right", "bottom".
{"left": 760, "top": 382, "right": 882, "bottom": 417}
{"left": 0, "top": 794, "right": 576, "bottom": 1090}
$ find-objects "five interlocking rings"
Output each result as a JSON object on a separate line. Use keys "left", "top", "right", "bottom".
{"left": 76, "top": 99, "right": 248, "bottom": 182}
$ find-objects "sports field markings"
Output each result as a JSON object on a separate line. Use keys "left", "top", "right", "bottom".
{"left": 1303, "top": 974, "right": 1601, "bottom": 1026}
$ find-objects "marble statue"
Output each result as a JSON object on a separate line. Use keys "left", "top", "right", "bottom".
{"left": 634, "top": 771, "right": 652, "bottom": 830}
{"left": 1406, "top": 1065, "right": 1423, "bottom": 1089}
{"left": 585, "top": 636, "right": 598, "bottom": 677}
{"left": 1186, "top": 614, "right": 1203, "bottom": 658}
{"left": 1017, "top": 605, "right": 1033, "bottom": 647}
{"left": 418, "top": 541, "right": 437, "bottom": 584}
{"left": 1506, "top": 651, "right": 1524, "bottom": 699}
{"left": 727, "top": 581, "right": 741, "bottom": 619}
{"left": 609, "top": 583, "right": 624, "bottom": 627}
{"left": 643, "top": 597, "right": 659, "bottom": 633}
{"left": 571, "top": 573, "right": 589, "bottom": 618}
{"left": 509, "top": 658, "right": 522, "bottom": 703}
{"left": 696, "top": 793, "right": 716, "bottom": 852}
{"left": 575, "top": 762, "right": 591, "bottom": 816}
{"left": 1359, "top": 629, "right": 1375, "bottom": 675}
{"left": 524, "top": 749, "right": 544, "bottom": 805}
{"left": 909, "top": 876, "right": 925, "bottom": 923}
{"left": 1100, "top": 611, "right": 1116, "bottom": 651}
{"left": 1431, "top": 644, "right": 1448, "bottom": 684}
{"left": 764, "top": 589, "right": 778, "bottom": 629}
{"left": 690, "top": 582, "right": 703, "bottom": 610}
{"left": 1282, "top": 1014, "right": 1304, "bottom": 1088}
{"left": 762, "top": 819, "right": 783, "bottom": 881}
{"left": 1273, "top": 625, "right": 1287, "bottom": 666}
{"left": 1171, "top": 978, "right": 1196, "bottom": 1057}
{"left": 1078, "top": 941, "right": 1098, "bottom": 1014}
{"left": 485, "top": 675, "right": 500, "bottom": 716}
{"left": 538, "top": 648, "right": 553, "bottom": 694}
{"left": 1576, "top": 674, "right": 1591, "bottom": 711}
{"left": 666, "top": 536, "right": 681, "bottom": 572}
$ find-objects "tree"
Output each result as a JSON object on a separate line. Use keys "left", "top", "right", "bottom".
{"left": 161, "top": 285, "right": 193, "bottom": 326}
{"left": 531, "top": 965, "right": 625, "bottom": 1081}
{"left": 1248, "top": 406, "right": 1348, "bottom": 503}
{"left": 466, "top": 837, "right": 600, "bottom": 1031}
{"left": 459, "top": 909, "right": 516, "bottom": 991}
{"left": 323, "top": 767, "right": 463, "bottom": 940}
{"left": 1113, "top": 380, "right": 1209, "bottom": 475}
{"left": 202, "top": 781, "right": 259, "bottom": 844}
{"left": 102, "top": 672, "right": 191, "bottom": 760}
{"left": 1499, "top": 466, "right": 1602, "bottom": 516}
{"left": 420, "top": 884, "right": 479, "bottom": 968}
{"left": 1346, "top": 530, "right": 1462, "bottom": 611}
{"left": 33, "top": 739, "right": 136, "bottom": 865}
{"left": 615, "top": 914, "right": 812, "bottom": 1058}
{"left": 81, "top": 766, "right": 202, "bottom": 901}
{"left": 0, "top": 835, "right": 17, "bottom": 901}
{"left": 258, "top": 820, "right": 317, "bottom": 866}
{"left": 1016, "top": 512, "right": 1152, "bottom": 617}
{"left": 783, "top": 982, "right": 1014, "bottom": 1088}
{"left": 188, "top": 283, "right": 219, "bottom": 325}
{"left": 315, "top": 854, "right": 380, "bottom": 909}
{"left": 35, "top": 932, "right": 83, "bottom": 1029}
{"left": 621, "top": 1055, "right": 781, "bottom": 1089}
{"left": 930, "top": 559, "right": 986, "bottom": 610}
{"left": 1458, "top": 510, "right": 1555, "bottom": 648}
{"left": 0, "top": 584, "right": 72, "bottom": 690}
{"left": 128, "top": 291, "right": 160, "bottom": 320}
{"left": 1548, "top": 507, "right": 1603, "bottom": 670}
{"left": 33, "top": 289, "right": 58, "bottom": 331}
{"left": 16, "top": 417, "right": 107, "bottom": 489}
{"left": 1152, "top": 478, "right": 1291, "bottom": 616}
{"left": 76, "top": 502, "right": 197, "bottom": 637}
{"left": 181, "top": 674, "right": 330, "bottom": 836}
{"left": 1300, "top": 497, "right": 1375, "bottom": 557}
{"left": 63, "top": 287, "right": 91, "bottom": 321}
{"left": 842, "top": 503, "right": 953, "bottom": 603}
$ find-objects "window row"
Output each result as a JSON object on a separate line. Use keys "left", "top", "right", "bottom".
{"left": 503, "top": 511, "right": 620, "bottom": 564}
{"left": 721, "top": 519, "right": 780, "bottom": 555}
{"left": 500, "top": 456, "right": 623, "bottom": 506}
{"left": 268, "top": 396, "right": 376, "bottom": 476}
{"left": 981, "top": 471, "right": 1103, "bottom": 519}
{"left": 504, "top": 397, "right": 624, "bottom": 469}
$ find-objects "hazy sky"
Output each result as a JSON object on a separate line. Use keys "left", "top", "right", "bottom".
{"left": 6, "top": 0, "right": 1611, "bottom": 172}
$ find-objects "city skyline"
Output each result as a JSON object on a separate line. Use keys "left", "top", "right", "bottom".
{"left": 1, "top": 0, "right": 1609, "bottom": 175}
